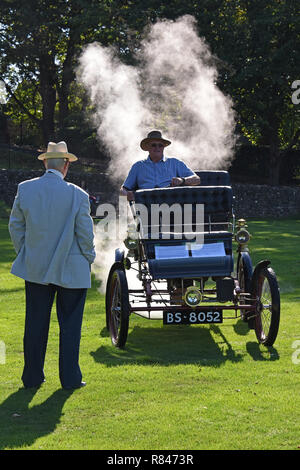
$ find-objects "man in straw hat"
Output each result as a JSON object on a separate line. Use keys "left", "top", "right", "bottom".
{"left": 9, "top": 141, "right": 95, "bottom": 390}
{"left": 120, "top": 130, "right": 200, "bottom": 200}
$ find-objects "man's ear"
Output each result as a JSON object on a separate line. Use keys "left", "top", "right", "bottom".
{"left": 63, "top": 160, "right": 70, "bottom": 177}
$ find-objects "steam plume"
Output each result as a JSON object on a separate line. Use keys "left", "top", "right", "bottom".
{"left": 78, "top": 15, "right": 235, "bottom": 178}
{"left": 77, "top": 15, "right": 236, "bottom": 290}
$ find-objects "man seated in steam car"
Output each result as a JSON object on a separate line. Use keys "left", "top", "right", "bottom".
{"left": 120, "top": 130, "right": 200, "bottom": 303}
{"left": 120, "top": 130, "right": 200, "bottom": 201}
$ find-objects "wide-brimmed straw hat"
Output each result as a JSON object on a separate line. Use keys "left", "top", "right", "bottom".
{"left": 140, "top": 130, "right": 171, "bottom": 151}
{"left": 38, "top": 141, "right": 78, "bottom": 162}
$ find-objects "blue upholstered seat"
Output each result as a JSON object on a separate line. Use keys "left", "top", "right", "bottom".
{"left": 133, "top": 171, "right": 234, "bottom": 279}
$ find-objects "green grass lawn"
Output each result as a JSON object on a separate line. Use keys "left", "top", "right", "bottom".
{"left": 0, "top": 216, "right": 300, "bottom": 450}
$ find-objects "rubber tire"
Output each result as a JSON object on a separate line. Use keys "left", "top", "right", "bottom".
{"left": 252, "top": 266, "right": 280, "bottom": 346}
{"left": 237, "top": 252, "right": 253, "bottom": 294}
{"left": 106, "top": 263, "right": 130, "bottom": 348}
{"left": 105, "top": 262, "right": 122, "bottom": 330}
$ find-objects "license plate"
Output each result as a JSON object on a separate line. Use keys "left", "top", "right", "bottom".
{"left": 163, "top": 310, "right": 223, "bottom": 325}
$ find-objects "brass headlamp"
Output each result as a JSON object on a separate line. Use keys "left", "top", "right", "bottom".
{"left": 183, "top": 286, "right": 202, "bottom": 307}
{"left": 235, "top": 219, "right": 251, "bottom": 251}
{"left": 124, "top": 223, "right": 138, "bottom": 254}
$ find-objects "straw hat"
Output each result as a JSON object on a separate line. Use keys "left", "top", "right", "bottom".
{"left": 38, "top": 141, "right": 78, "bottom": 162}
{"left": 140, "top": 130, "right": 171, "bottom": 151}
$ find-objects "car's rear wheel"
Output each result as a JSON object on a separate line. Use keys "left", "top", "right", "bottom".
{"left": 251, "top": 266, "right": 280, "bottom": 346}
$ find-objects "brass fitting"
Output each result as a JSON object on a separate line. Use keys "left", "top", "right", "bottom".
{"left": 235, "top": 219, "right": 251, "bottom": 252}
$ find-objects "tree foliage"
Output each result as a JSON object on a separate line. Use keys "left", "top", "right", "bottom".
{"left": 213, "top": 0, "right": 300, "bottom": 184}
{"left": 0, "top": 0, "right": 115, "bottom": 144}
{"left": 0, "top": 0, "right": 299, "bottom": 183}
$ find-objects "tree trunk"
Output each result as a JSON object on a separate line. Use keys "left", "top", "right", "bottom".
{"left": 57, "top": 85, "right": 69, "bottom": 132}
{"left": 268, "top": 139, "right": 282, "bottom": 186}
{"left": 57, "top": 32, "right": 77, "bottom": 132}
{"left": 261, "top": 113, "right": 281, "bottom": 186}
{"left": 39, "top": 54, "right": 57, "bottom": 145}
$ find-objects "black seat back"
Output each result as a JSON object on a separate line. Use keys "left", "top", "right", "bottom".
{"left": 195, "top": 170, "right": 231, "bottom": 186}
{"left": 134, "top": 185, "right": 233, "bottom": 237}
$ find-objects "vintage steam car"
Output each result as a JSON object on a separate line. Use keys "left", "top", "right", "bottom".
{"left": 105, "top": 171, "right": 280, "bottom": 349}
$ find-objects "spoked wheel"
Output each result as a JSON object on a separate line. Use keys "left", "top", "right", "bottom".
{"left": 251, "top": 265, "right": 280, "bottom": 346}
{"left": 105, "top": 263, "right": 130, "bottom": 348}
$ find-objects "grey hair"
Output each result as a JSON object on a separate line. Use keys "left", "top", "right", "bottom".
{"left": 45, "top": 158, "right": 68, "bottom": 170}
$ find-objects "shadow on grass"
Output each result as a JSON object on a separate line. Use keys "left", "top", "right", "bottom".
{"left": 0, "top": 388, "right": 74, "bottom": 450}
{"left": 92, "top": 319, "right": 279, "bottom": 367}
{"left": 246, "top": 342, "right": 280, "bottom": 361}
{"left": 0, "top": 286, "right": 24, "bottom": 294}
{"left": 92, "top": 323, "right": 244, "bottom": 367}
{"left": 234, "top": 320, "right": 280, "bottom": 361}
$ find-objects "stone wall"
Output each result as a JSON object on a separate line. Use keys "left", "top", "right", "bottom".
{"left": 1, "top": 169, "right": 299, "bottom": 218}
{"left": 0, "top": 169, "right": 118, "bottom": 207}
{"left": 232, "top": 183, "right": 300, "bottom": 218}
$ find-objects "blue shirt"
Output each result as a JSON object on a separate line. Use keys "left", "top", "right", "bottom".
{"left": 122, "top": 155, "right": 195, "bottom": 190}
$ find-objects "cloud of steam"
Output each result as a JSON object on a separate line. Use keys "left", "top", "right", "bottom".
{"left": 90, "top": 197, "right": 137, "bottom": 293}
{"left": 77, "top": 43, "right": 147, "bottom": 180}
{"left": 77, "top": 15, "right": 236, "bottom": 290}
{"left": 78, "top": 15, "right": 236, "bottom": 179}
{"left": 138, "top": 16, "right": 236, "bottom": 170}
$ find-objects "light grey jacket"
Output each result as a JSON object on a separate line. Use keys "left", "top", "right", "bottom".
{"left": 9, "top": 171, "right": 96, "bottom": 288}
